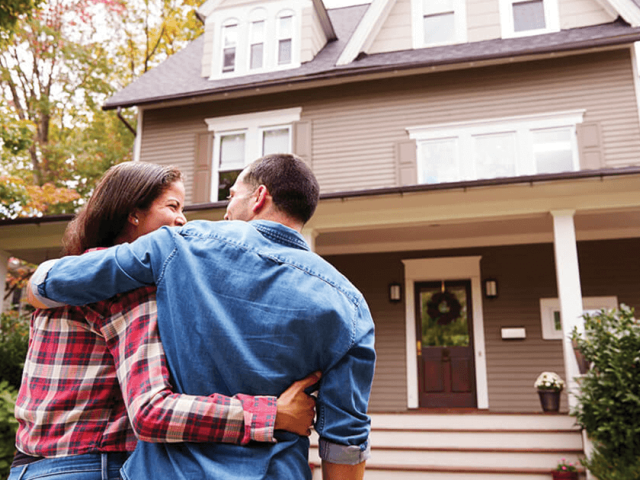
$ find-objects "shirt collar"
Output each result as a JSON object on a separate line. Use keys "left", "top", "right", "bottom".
{"left": 250, "top": 220, "right": 310, "bottom": 251}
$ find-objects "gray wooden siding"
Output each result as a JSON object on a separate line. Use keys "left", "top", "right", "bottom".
{"left": 325, "top": 238, "right": 640, "bottom": 412}
{"left": 139, "top": 49, "right": 640, "bottom": 201}
{"left": 301, "top": 5, "right": 327, "bottom": 64}
{"left": 369, "top": 0, "right": 615, "bottom": 54}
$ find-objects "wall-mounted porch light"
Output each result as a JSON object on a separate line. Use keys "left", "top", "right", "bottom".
{"left": 389, "top": 282, "right": 402, "bottom": 303}
{"left": 484, "top": 279, "right": 498, "bottom": 299}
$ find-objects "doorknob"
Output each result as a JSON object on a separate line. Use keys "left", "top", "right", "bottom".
{"left": 416, "top": 340, "right": 422, "bottom": 356}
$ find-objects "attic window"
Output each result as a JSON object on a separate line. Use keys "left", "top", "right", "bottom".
{"left": 250, "top": 20, "right": 265, "bottom": 70}
{"left": 513, "top": 0, "right": 545, "bottom": 32}
{"left": 222, "top": 22, "right": 238, "bottom": 73}
{"left": 500, "top": 0, "right": 559, "bottom": 38}
{"left": 412, "top": 0, "right": 466, "bottom": 48}
{"left": 277, "top": 14, "right": 293, "bottom": 65}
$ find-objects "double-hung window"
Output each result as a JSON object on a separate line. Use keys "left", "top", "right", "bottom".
{"left": 205, "top": 108, "right": 302, "bottom": 201}
{"left": 411, "top": 0, "right": 467, "bottom": 48}
{"left": 221, "top": 20, "right": 238, "bottom": 73}
{"left": 500, "top": 0, "right": 560, "bottom": 38}
{"left": 277, "top": 13, "right": 293, "bottom": 66}
{"left": 250, "top": 19, "right": 265, "bottom": 70}
{"left": 407, "top": 110, "right": 584, "bottom": 185}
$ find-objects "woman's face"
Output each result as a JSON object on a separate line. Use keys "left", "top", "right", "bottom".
{"left": 133, "top": 180, "right": 186, "bottom": 240}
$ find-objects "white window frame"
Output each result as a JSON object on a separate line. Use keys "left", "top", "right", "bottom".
{"left": 499, "top": 0, "right": 560, "bottom": 39}
{"left": 207, "top": 1, "right": 301, "bottom": 80}
{"left": 540, "top": 296, "right": 618, "bottom": 340}
{"left": 411, "top": 0, "right": 467, "bottom": 49}
{"left": 407, "top": 110, "right": 584, "bottom": 184}
{"left": 205, "top": 108, "right": 302, "bottom": 202}
{"left": 276, "top": 9, "right": 295, "bottom": 67}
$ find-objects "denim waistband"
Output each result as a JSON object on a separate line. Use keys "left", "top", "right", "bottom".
{"left": 9, "top": 452, "right": 130, "bottom": 480}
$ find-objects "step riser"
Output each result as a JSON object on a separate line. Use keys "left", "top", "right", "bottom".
{"left": 309, "top": 448, "right": 584, "bottom": 469}
{"left": 312, "top": 471, "right": 581, "bottom": 480}
{"left": 312, "top": 430, "right": 582, "bottom": 449}
{"left": 370, "top": 414, "right": 579, "bottom": 430}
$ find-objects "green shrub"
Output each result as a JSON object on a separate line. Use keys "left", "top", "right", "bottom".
{"left": 0, "top": 312, "right": 29, "bottom": 388}
{"left": 572, "top": 305, "right": 640, "bottom": 480}
{"left": 0, "top": 380, "right": 18, "bottom": 479}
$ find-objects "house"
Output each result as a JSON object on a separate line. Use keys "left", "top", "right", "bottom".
{"left": 3, "top": 0, "right": 640, "bottom": 476}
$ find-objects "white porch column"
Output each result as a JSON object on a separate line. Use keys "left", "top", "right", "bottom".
{"left": 302, "top": 228, "right": 318, "bottom": 252}
{"left": 551, "top": 210, "right": 583, "bottom": 409}
{"left": 0, "top": 250, "right": 10, "bottom": 314}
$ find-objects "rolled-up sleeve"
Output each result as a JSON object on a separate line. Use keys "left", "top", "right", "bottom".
{"left": 316, "top": 301, "right": 376, "bottom": 464}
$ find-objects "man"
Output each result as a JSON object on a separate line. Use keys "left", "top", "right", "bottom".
{"left": 30, "top": 153, "right": 376, "bottom": 480}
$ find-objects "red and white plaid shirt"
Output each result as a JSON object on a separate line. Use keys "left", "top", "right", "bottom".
{"left": 15, "top": 286, "right": 276, "bottom": 458}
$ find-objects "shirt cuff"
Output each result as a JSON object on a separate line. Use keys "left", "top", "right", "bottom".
{"left": 319, "top": 438, "right": 371, "bottom": 465}
{"left": 31, "top": 259, "right": 67, "bottom": 308}
{"left": 236, "top": 394, "right": 277, "bottom": 444}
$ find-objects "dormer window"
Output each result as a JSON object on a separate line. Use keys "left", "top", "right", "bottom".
{"left": 222, "top": 21, "right": 238, "bottom": 73}
{"left": 277, "top": 13, "right": 293, "bottom": 65}
{"left": 209, "top": 3, "right": 301, "bottom": 80}
{"left": 500, "top": 0, "right": 559, "bottom": 38}
{"left": 411, "top": 0, "right": 466, "bottom": 49}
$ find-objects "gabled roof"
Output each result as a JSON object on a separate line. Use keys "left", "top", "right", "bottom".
{"left": 103, "top": 5, "right": 640, "bottom": 110}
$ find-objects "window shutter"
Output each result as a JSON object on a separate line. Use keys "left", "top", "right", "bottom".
{"left": 292, "top": 121, "right": 312, "bottom": 166}
{"left": 193, "top": 132, "right": 213, "bottom": 204}
{"left": 576, "top": 122, "right": 603, "bottom": 170}
{"left": 396, "top": 140, "right": 418, "bottom": 186}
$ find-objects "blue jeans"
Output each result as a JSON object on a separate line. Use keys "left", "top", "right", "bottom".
{"left": 8, "top": 452, "right": 129, "bottom": 480}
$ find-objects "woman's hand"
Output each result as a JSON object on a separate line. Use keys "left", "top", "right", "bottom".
{"left": 274, "top": 371, "right": 322, "bottom": 436}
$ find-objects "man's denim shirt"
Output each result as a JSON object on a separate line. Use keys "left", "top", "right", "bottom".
{"left": 32, "top": 220, "right": 376, "bottom": 480}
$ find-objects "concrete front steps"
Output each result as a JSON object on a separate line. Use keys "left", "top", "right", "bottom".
{"left": 309, "top": 412, "right": 585, "bottom": 479}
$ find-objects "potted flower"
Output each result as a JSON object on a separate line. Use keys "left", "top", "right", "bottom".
{"left": 534, "top": 371, "right": 564, "bottom": 412}
{"left": 552, "top": 458, "right": 578, "bottom": 479}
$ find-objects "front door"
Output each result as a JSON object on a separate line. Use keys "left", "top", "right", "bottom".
{"left": 415, "top": 280, "right": 477, "bottom": 408}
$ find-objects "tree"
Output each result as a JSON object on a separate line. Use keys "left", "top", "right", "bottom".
{"left": 0, "top": 0, "right": 42, "bottom": 34}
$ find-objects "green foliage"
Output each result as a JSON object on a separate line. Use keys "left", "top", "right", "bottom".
{"left": 571, "top": 305, "right": 640, "bottom": 479}
{"left": 0, "top": 380, "right": 18, "bottom": 479}
{"left": 0, "top": 0, "right": 41, "bottom": 34}
{"left": 0, "top": 312, "right": 29, "bottom": 389}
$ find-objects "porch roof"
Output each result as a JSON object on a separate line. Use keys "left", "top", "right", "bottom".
{"left": 2, "top": 166, "right": 640, "bottom": 263}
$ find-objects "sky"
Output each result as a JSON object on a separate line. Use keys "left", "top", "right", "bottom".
{"left": 323, "top": 0, "right": 371, "bottom": 8}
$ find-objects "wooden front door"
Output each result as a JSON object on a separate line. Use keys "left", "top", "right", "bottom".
{"left": 415, "top": 280, "right": 477, "bottom": 408}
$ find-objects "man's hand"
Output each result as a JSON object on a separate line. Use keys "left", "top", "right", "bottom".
{"left": 275, "top": 371, "right": 321, "bottom": 436}
{"left": 322, "top": 460, "right": 365, "bottom": 480}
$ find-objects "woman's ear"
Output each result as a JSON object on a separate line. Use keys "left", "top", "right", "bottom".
{"left": 128, "top": 212, "right": 140, "bottom": 226}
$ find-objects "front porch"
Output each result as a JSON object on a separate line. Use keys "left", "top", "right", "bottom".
{"left": 310, "top": 412, "right": 585, "bottom": 479}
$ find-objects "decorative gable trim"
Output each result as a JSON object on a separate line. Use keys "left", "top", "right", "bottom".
{"left": 337, "top": 0, "right": 396, "bottom": 66}
{"left": 603, "top": 0, "right": 640, "bottom": 26}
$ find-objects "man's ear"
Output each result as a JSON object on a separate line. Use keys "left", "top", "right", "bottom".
{"left": 252, "top": 185, "right": 268, "bottom": 213}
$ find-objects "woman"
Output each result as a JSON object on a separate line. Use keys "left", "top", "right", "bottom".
{"left": 10, "top": 162, "right": 318, "bottom": 480}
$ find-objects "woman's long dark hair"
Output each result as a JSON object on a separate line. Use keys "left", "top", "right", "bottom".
{"left": 62, "top": 162, "right": 182, "bottom": 256}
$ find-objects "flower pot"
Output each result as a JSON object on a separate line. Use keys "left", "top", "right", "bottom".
{"left": 552, "top": 471, "right": 578, "bottom": 480}
{"left": 538, "top": 389, "right": 561, "bottom": 412}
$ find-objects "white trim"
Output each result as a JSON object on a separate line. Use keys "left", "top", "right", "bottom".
{"left": 402, "top": 256, "right": 489, "bottom": 410}
{"left": 337, "top": 0, "right": 398, "bottom": 66}
{"left": 411, "top": 0, "right": 467, "bottom": 49}
{"left": 205, "top": 108, "right": 302, "bottom": 201}
{"left": 540, "top": 296, "right": 618, "bottom": 340}
{"left": 606, "top": 0, "right": 640, "bottom": 27}
{"left": 499, "top": 0, "right": 560, "bottom": 39}
{"left": 133, "top": 108, "right": 144, "bottom": 162}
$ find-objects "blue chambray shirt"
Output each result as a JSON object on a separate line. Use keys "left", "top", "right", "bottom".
{"left": 32, "top": 220, "right": 376, "bottom": 480}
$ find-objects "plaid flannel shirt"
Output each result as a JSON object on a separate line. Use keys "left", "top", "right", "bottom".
{"left": 15, "top": 286, "right": 276, "bottom": 458}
